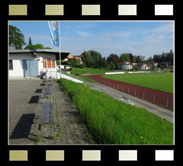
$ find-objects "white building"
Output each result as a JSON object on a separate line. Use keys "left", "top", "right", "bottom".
{"left": 118, "top": 61, "right": 133, "bottom": 70}
{"left": 9, "top": 48, "right": 70, "bottom": 79}
{"left": 138, "top": 63, "right": 150, "bottom": 70}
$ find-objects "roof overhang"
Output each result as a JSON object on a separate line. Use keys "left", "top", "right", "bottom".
{"left": 9, "top": 49, "right": 71, "bottom": 60}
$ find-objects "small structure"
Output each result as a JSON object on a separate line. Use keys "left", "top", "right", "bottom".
{"left": 121, "top": 96, "right": 134, "bottom": 106}
{"left": 9, "top": 47, "right": 70, "bottom": 79}
{"left": 57, "top": 62, "right": 71, "bottom": 71}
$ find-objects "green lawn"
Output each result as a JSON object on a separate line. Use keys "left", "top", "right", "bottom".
{"left": 59, "top": 78, "right": 173, "bottom": 144}
{"left": 103, "top": 73, "right": 173, "bottom": 93}
{"left": 71, "top": 67, "right": 115, "bottom": 75}
{"left": 67, "top": 67, "right": 115, "bottom": 82}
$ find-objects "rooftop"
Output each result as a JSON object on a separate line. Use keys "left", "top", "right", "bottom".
{"left": 9, "top": 49, "right": 70, "bottom": 54}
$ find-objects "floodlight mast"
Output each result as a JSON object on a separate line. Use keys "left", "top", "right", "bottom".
{"left": 58, "top": 21, "right": 61, "bottom": 76}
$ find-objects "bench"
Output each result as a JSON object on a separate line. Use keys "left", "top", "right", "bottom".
{"left": 44, "top": 87, "right": 53, "bottom": 102}
{"left": 47, "top": 82, "right": 54, "bottom": 92}
{"left": 121, "top": 96, "right": 134, "bottom": 106}
{"left": 39, "top": 102, "right": 54, "bottom": 137}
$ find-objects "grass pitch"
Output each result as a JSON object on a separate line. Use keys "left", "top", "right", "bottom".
{"left": 103, "top": 73, "right": 173, "bottom": 94}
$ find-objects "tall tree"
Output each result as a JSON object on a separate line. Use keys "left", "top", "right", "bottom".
{"left": 136, "top": 55, "right": 141, "bottom": 63}
{"left": 129, "top": 53, "right": 134, "bottom": 62}
{"left": 81, "top": 50, "right": 102, "bottom": 68}
{"left": 120, "top": 53, "right": 130, "bottom": 62}
{"left": 9, "top": 25, "right": 26, "bottom": 49}
{"left": 107, "top": 54, "right": 120, "bottom": 64}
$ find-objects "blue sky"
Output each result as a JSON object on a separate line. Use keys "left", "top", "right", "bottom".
{"left": 9, "top": 21, "right": 174, "bottom": 59}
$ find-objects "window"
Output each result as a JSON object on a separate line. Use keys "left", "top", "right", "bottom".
{"left": 52, "top": 60, "right": 55, "bottom": 68}
{"left": 9, "top": 60, "right": 13, "bottom": 70}
{"left": 43, "top": 59, "right": 55, "bottom": 68}
{"left": 43, "top": 59, "right": 46, "bottom": 68}
{"left": 47, "top": 59, "right": 51, "bottom": 68}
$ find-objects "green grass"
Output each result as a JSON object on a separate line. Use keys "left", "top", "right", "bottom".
{"left": 60, "top": 67, "right": 115, "bottom": 82}
{"left": 103, "top": 73, "right": 173, "bottom": 93}
{"left": 60, "top": 70, "right": 95, "bottom": 83}
{"left": 71, "top": 67, "right": 115, "bottom": 75}
{"left": 59, "top": 78, "right": 173, "bottom": 145}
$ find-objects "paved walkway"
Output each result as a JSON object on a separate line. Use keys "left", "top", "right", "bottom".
{"left": 9, "top": 79, "right": 95, "bottom": 145}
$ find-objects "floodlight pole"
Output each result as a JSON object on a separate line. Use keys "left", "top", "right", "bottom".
{"left": 58, "top": 21, "right": 61, "bottom": 77}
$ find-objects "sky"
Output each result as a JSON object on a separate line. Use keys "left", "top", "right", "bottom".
{"left": 9, "top": 21, "right": 174, "bottom": 59}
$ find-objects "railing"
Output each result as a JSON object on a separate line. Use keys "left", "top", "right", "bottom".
{"left": 86, "top": 75, "right": 173, "bottom": 110}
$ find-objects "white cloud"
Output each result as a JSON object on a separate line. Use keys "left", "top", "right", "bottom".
{"left": 106, "top": 32, "right": 131, "bottom": 37}
{"left": 76, "top": 22, "right": 96, "bottom": 29}
{"left": 152, "top": 23, "right": 173, "bottom": 33}
{"left": 76, "top": 31, "right": 92, "bottom": 37}
{"left": 64, "top": 25, "right": 72, "bottom": 29}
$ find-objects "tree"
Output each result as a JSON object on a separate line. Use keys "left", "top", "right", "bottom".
{"left": 133, "top": 56, "right": 136, "bottom": 63}
{"left": 129, "top": 53, "right": 134, "bottom": 62}
{"left": 81, "top": 50, "right": 102, "bottom": 68}
{"left": 151, "top": 64, "right": 157, "bottom": 71}
{"left": 24, "top": 43, "right": 52, "bottom": 49}
{"left": 120, "top": 53, "right": 130, "bottom": 62}
{"left": 136, "top": 55, "right": 141, "bottom": 63}
{"left": 107, "top": 54, "right": 120, "bottom": 64}
{"left": 100, "top": 57, "right": 108, "bottom": 68}
{"left": 109, "top": 61, "right": 116, "bottom": 70}
{"left": 44, "top": 47, "right": 52, "bottom": 49}
{"left": 169, "top": 50, "right": 173, "bottom": 65}
{"left": 9, "top": 25, "right": 26, "bottom": 49}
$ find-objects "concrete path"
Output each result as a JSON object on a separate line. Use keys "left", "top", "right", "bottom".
{"left": 88, "top": 82, "right": 173, "bottom": 123}
{"left": 9, "top": 79, "right": 95, "bottom": 145}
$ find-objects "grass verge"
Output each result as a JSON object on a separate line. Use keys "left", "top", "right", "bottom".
{"left": 59, "top": 78, "right": 173, "bottom": 145}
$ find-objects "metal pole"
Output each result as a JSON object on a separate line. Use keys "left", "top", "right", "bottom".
{"left": 46, "top": 59, "right": 48, "bottom": 79}
{"left": 58, "top": 21, "right": 61, "bottom": 78}
{"left": 167, "top": 99, "right": 169, "bottom": 108}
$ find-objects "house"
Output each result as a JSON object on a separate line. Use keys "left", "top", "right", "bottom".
{"left": 118, "top": 61, "right": 133, "bottom": 70}
{"left": 158, "top": 61, "right": 171, "bottom": 69}
{"left": 147, "top": 61, "right": 158, "bottom": 70}
{"left": 138, "top": 63, "right": 150, "bottom": 70}
{"left": 9, "top": 47, "right": 70, "bottom": 79}
{"left": 132, "top": 63, "right": 137, "bottom": 66}
{"left": 67, "top": 54, "right": 83, "bottom": 64}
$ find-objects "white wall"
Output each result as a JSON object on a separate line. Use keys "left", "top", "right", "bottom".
{"left": 9, "top": 52, "right": 57, "bottom": 78}
{"left": 9, "top": 53, "right": 38, "bottom": 78}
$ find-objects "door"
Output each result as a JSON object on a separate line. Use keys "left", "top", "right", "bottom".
{"left": 23, "top": 59, "right": 38, "bottom": 77}
{"left": 29, "top": 59, "right": 38, "bottom": 77}
{"left": 23, "top": 59, "right": 29, "bottom": 77}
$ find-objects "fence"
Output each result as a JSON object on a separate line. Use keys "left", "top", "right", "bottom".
{"left": 86, "top": 75, "right": 173, "bottom": 110}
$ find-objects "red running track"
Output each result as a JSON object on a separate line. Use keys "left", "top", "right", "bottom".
{"left": 86, "top": 75, "right": 173, "bottom": 110}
